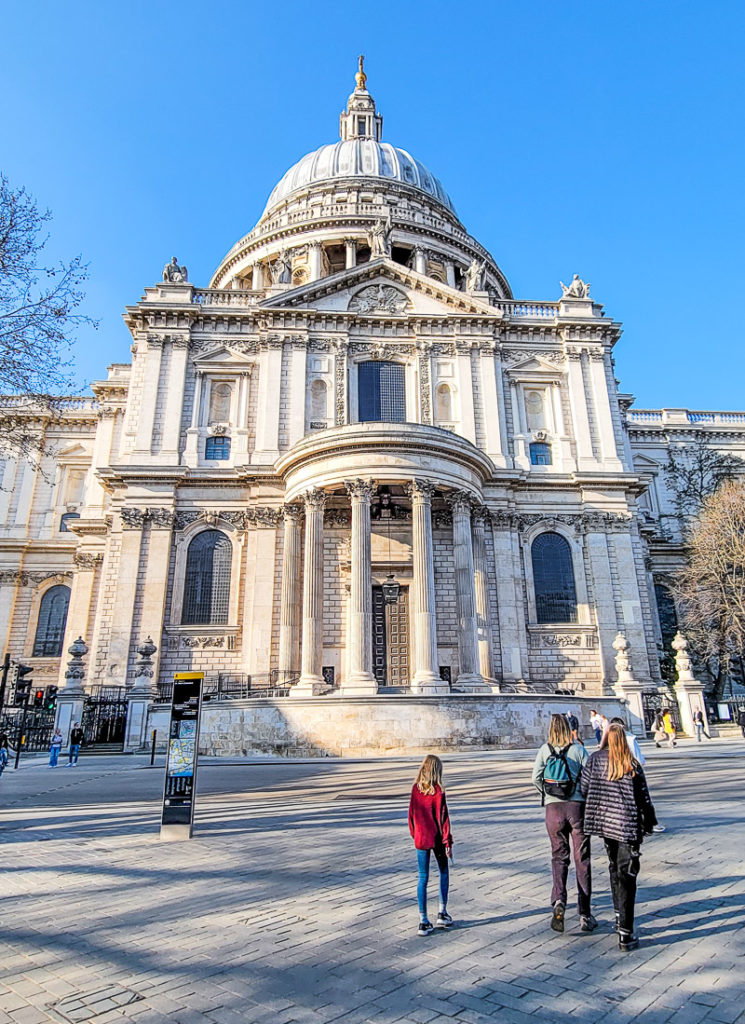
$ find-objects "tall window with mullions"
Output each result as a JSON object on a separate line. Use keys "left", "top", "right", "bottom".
{"left": 33, "top": 584, "right": 71, "bottom": 656}
{"left": 358, "top": 361, "right": 406, "bottom": 422}
{"left": 531, "top": 532, "right": 578, "bottom": 623}
{"left": 182, "top": 530, "right": 232, "bottom": 625}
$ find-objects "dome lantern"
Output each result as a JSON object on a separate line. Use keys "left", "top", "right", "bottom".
{"left": 339, "top": 55, "right": 383, "bottom": 142}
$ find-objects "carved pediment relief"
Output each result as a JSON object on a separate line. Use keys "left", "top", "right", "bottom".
{"left": 348, "top": 284, "right": 410, "bottom": 315}
{"left": 192, "top": 343, "right": 257, "bottom": 369}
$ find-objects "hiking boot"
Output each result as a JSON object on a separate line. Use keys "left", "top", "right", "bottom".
{"left": 618, "top": 930, "right": 639, "bottom": 951}
{"left": 436, "top": 912, "right": 453, "bottom": 928}
{"left": 418, "top": 920, "right": 434, "bottom": 936}
{"left": 580, "top": 914, "right": 598, "bottom": 932}
{"left": 551, "top": 902, "right": 565, "bottom": 933}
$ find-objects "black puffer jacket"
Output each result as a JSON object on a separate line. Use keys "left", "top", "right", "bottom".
{"left": 580, "top": 749, "right": 657, "bottom": 844}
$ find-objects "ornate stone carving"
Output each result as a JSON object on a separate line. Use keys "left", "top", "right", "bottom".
{"left": 672, "top": 631, "right": 696, "bottom": 683}
{"left": 324, "top": 508, "right": 351, "bottom": 527}
{"left": 447, "top": 490, "right": 476, "bottom": 515}
{"left": 530, "top": 633, "right": 582, "bottom": 648}
{"left": 62, "top": 636, "right": 88, "bottom": 693}
{"left": 334, "top": 344, "right": 347, "bottom": 425}
{"left": 502, "top": 349, "right": 566, "bottom": 367}
{"left": 560, "top": 274, "right": 591, "bottom": 299}
{"left": 406, "top": 479, "right": 437, "bottom": 502}
{"left": 302, "top": 488, "right": 327, "bottom": 510}
{"left": 368, "top": 216, "right": 392, "bottom": 258}
{"left": 133, "top": 636, "right": 157, "bottom": 682}
{"left": 147, "top": 508, "right": 175, "bottom": 529}
{"left": 488, "top": 509, "right": 632, "bottom": 533}
{"left": 345, "top": 479, "right": 375, "bottom": 500}
{"left": 348, "top": 284, "right": 409, "bottom": 315}
{"left": 163, "top": 257, "right": 188, "bottom": 283}
{"left": 270, "top": 250, "right": 293, "bottom": 285}
{"left": 0, "top": 569, "right": 74, "bottom": 586}
{"left": 613, "top": 632, "right": 633, "bottom": 683}
{"left": 465, "top": 259, "right": 486, "bottom": 294}
{"left": 73, "top": 551, "right": 104, "bottom": 569}
{"left": 245, "top": 507, "right": 283, "bottom": 528}
{"left": 283, "top": 503, "right": 305, "bottom": 523}
{"left": 417, "top": 343, "right": 432, "bottom": 425}
{"left": 120, "top": 508, "right": 147, "bottom": 529}
{"left": 181, "top": 635, "right": 225, "bottom": 648}
{"left": 432, "top": 509, "right": 453, "bottom": 528}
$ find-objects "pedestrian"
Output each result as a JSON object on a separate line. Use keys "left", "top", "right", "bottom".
{"left": 0, "top": 733, "right": 8, "bottom": 779}
{"left": 662, "top": 709, "right": 677, "bottom": 748}
{"left": 532, "top": 713, "right": 596, "bottom": 934}
{"left": 609, "top": 717, "right": 666, "bottom": 833}
{"left": 737, "top": 708, "right": 745, "bottom": 739}
{"left": 566, "top": 709, "right": 583, "bottom": 745}
{"left": 67, "top": 722, "right": 84, "bottom": 766}
{"left": 652, "top": 711, "right": 666, "bottom": 748}
{"left": 590, "top": 709, "right": 603, "bottom": 745}
{"left": 408, "top": 754, "right": 454, "bottom": 936}
{"left": 580, "top": 723, "right": 658, "bottom": 951}
{"left": 48, "top": 728, "right": 63, "bottom": 768}
{"left": 692, "top": 709, "right": 709, "bottom": 742}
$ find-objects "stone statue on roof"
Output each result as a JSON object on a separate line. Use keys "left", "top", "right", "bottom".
{"left": 465, "top": 258, "right": 486, "bottom": 294}
{"left": 560, "top": 274, "right": 591, "bottom": 299}
{"left": 369, "top": 217, "right": 392, "bottom": 259}
{"left": 163, "top": 257, "right": 188, "bottom": 283}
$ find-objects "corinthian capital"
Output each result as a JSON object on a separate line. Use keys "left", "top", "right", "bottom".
{"left": 447, "top": 489, "right": 475, "bottom": 515}
{"left": 282, "top": 503, "right": 305, "bottom": 523}
{"left": 406, "top": 479, "right": 437, "bottom": 502}
{"left": 344, "top": 478, "right": 375, "bottom": 501}
{"left": 302, "top": 487, "right": 327, "bottom": 511}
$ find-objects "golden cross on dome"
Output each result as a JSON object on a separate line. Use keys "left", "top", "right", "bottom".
{"left": 355, "top": 54, "right": 367, "bottom": 91}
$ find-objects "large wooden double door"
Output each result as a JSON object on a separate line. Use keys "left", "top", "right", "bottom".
{"left": 371, "top": 585, "right": 410, "bottom": 687}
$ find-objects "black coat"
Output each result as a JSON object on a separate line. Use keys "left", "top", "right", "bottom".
{"left": 579, "top": 749, "right": 657, "bottom": 844}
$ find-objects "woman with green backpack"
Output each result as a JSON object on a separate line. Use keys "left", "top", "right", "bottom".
{"left": 532, "top": 713, "right": 596, "bottom": 934}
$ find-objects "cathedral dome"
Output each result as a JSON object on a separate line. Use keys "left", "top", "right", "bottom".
{"left": 262, "top": 139, "right": 456, "bottom": 217}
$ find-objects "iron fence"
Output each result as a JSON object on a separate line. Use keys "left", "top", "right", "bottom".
{"left": 156, "top": 672, "right": 295, "bottom": 704}
{"left": 641, "top": 690, "right": 682, "bottom": 732}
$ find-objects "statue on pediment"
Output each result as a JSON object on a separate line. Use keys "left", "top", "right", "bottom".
{"left": 465, "top": 258, "right": 486, "bottom": 294}
{"left": 368, "top": 217, "right": 391, "bottom": 259}
{"left": 560, "top": 274, "right": 591, "bottom": 299}
{"left": 163, "top": 257, "right": 188, "bottom": 283}
{"left": 271, "top": 250, "right": 293, "bottom": 285}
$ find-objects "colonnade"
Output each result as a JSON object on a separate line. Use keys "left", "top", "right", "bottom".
{"left": 278, "top": 479, "right": 494, "bottom": 696}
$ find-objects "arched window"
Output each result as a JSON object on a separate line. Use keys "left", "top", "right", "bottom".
{"left": 209, "top": 383, "right": 232, "bottom": 424}
{"left": 435, "top": 383, "right": 453, "bottom": 423}
{"left": 525, "top": 390, "right": 546, "bottom": 430}
{"left": 33, "top": 585, "right": 71, "bottom": 657}
{"left": 310, "top": 379, "right": 328, "bottom": 422}
{"left": 182, "top": 530, "right": 232, "bottom": 625}
{"left": 60, "top": 512, "right": 81, "bottom": 533}
{"left": 531, "top": 532, "right": 578, "bottom": 624}
{"left": 529, "top": 442, "right": 553, "bottom": 466}
{"left": 358, "top": 361, "right": 405, "bottom": 423}
{"left": 205, "top": 436, "right": 231, "bottom": 460}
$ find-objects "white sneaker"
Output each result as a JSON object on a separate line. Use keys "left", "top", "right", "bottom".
{"left": 652, "top": 824, "right": 666, "bottom": 833}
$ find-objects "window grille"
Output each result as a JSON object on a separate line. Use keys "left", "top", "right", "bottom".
{"left": 205, "top": 436, "right": 231, "bottom": 460}
{"left": 531, "top": 532, "right": 578, "bottom": 624}
{"left": 358, "top": 361, "right": 405, "bottom": 423}
{"left": 33, "top": 585, "right": 71, "bottom": 657}
{"left": 182, "top": 530, "right": 232, "bottom": 625}
{"left": 529, "top": 442, "right": 553, "bottom": 466}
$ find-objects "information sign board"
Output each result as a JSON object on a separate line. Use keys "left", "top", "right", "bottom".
{"left": 160, "top": 672, "right": 204, "bottom": 840}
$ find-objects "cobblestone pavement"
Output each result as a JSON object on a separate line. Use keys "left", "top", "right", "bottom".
{"left": 0, "top": 738, "right": 744, "bottom": 1024}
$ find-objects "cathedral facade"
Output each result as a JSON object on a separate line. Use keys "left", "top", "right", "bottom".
{"left": 2, "top": 62, "right": 744, "bottom": 745}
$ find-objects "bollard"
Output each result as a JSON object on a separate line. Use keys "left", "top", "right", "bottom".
{"left": 150, "top": 729, "right": 157, "bottom": 767}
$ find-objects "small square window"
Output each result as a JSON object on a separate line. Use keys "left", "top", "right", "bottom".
{"left": 205, "top": 436, "right": 231, "bottom": 460}
{"left": 530, "top": 442, "right": 552, "bottom": 466}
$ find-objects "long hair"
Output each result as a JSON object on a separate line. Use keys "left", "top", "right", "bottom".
{"left": 606, "top": 723, "right": 636, "bottom": 781}
{"left": 548, "top": 713, "right": 572, "bottom": 748}
{"left": 415, "top": 754, "right": 443, "bottom": 795}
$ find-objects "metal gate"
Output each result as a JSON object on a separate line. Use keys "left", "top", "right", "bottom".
{"left": 0, "top": 710, "right": 55, "bottom": 752}
{"left": 641, "top": 690, "right": 682, "bottom": 732}
{"left": 81, "top": 686, "right": 128, "bottom": 749}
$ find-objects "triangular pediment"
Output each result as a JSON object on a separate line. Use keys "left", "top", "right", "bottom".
{"left": 57, "top": 442, "right": 89, "bottom": 459}
{"left": 193, "top": 344, "right": 256, "bottom": 367}
{"left": 259, "top": 259, "right": 499, "bottom": 317}
{"left": 633, "top": 453, "right": 662, "bottom": 471}
{"left": 505, "top": 355, "right": 565, "bottom": 375}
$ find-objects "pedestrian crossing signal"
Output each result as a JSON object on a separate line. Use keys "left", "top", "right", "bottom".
{"left": 45, "top": 685, "right": 58, "bottom": 712}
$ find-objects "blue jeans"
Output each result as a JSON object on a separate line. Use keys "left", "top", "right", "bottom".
{"left": 69, "top": 744, "right": 81, "bottom": 764}
{"left": 49, "top": 747, "right": 60, "bottom": 767}
{"left": 417, "top": 847, "right": 449, "bottom": 918}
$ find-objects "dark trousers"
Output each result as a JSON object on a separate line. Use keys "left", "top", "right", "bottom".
{"left": 545, "top": 801, "right": 591, "bottom": 916}
{"left": 603, "top": 838, "right": 640, "bottom": 933}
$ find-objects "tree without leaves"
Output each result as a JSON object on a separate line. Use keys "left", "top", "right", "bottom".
{"left": 673, "top": 480, "right": 745, "bottom": 700}
{"left": 0, "top": 173, "right": 96, "bottom": 461}
{"left": 663, "top": 438, "right": 744, "bottom": 527}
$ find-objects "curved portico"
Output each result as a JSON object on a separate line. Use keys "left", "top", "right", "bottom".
{"left": 276, "top": 423, "right": 495, "bottom": 697}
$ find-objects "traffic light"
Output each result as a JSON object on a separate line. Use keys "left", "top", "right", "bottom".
{"left": 33, "top": 688, "right": 45, "bottom": 709}
{"left": 45, "top": 685, "right": 59, "bottom": 712}
{"left": 15, "top": 664, "right": 33, "bottom": 704}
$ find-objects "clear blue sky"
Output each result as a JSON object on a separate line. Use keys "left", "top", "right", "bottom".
{"left": 3, "top": 0, "right": 743, "bottom": 409}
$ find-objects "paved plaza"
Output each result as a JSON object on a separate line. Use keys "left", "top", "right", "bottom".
{"left": 0, "top": 739, "right": 744, "bottom": 1024}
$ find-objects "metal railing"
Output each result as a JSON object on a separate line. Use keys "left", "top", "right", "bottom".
{"left": 156, "top": 672, "right": 296, "bottom": 703}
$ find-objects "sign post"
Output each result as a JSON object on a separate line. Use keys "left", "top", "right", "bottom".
{"left": 160, "top": 672, "right": 204, "bottom": 841}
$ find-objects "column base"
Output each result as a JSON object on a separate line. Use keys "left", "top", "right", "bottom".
{"left": 339, "top": 672, "right": 378, "bottom": 697}
{"left": 454, "top": 673, "right": 491, "bottom": 693}
{"left": 293, "top": 675, "right": 332, "bottom": 697}
{"left": 412, "top": 672, "right": 450, "bottom": 696}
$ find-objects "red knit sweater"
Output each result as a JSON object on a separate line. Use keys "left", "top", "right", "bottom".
{"left": 408, "top": 783, "right": 453, "bottom": 850}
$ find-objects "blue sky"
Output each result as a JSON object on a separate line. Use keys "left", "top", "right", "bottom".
{"left": 2, "top": 0, "right": 743, "bottom": 409}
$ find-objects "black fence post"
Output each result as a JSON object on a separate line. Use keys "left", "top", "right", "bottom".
{"left": 150, "top": 729, "right": 157, "bottom": 766}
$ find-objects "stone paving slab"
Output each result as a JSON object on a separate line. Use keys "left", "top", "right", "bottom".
{"left": 0, "top": 740, "right": 744, "bottom": 1023}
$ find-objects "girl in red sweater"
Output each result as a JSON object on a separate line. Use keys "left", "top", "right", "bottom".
{"left": 408, "top": 754, "right": 454, "bottom": 935}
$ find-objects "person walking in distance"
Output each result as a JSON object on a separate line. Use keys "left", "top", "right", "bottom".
{"left": 67, "top": 723, "right": 84, "bottom": 766}
{"left": 532, "top": 713, "right": 596, "bottom": 934}
{"left": 738, "top": 708, "right": 745, "bottom": 739}
{"left": 0, "top": 733, "right": 8, "bottom": 780}
{"left": 652, "top": 711, "right": 666, "bottom": 748}
{"left": 408, "top": 754, "right": 454, "bottom": 935}
{"left": 48, "top": 728, "right": 63, "bottom": 768}
{"left": 590, "top": 710, "right": 603, "bottom": 745}
{"left": 662, "top": 709, "right": 677, "bottom": 748}
{"left": 580, "top": 723, "right": 658, "bottom": 951}
{"left": 693, "top": 709, "right": 709, "bottom": 742}
{"left": 566, "top": 709, "right": 582, "bottom": 745}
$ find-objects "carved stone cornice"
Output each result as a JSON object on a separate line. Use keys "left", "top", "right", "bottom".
{"left": 488, "top": 510, "right": 632, "bottom": 533}
{"left": 0, "top": 569, "right": 73, "bottom": 586}
{"left": 173, "top": 507, "right": 282, "bottom": 530}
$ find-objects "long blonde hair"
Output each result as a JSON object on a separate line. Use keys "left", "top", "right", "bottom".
{"left": 548, "top": 713, "right": 572, "bottom": 748}
{"left": 606, "top": 723, "right": 636, "bottom": 781}
{"left": 415, "top": 754, "right": 443, "bottom": 795}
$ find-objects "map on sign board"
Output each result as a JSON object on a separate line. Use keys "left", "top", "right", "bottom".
{"left": 168, "top": 738, "right": 195, "bottom": 776}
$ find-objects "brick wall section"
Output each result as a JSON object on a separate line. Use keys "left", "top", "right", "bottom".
{"left": 527, "top": 642, "right": 602, "bottom": 691}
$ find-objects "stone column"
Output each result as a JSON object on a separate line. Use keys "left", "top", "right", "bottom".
{"left": 445, "top": 262, "right": 456, "bottom": 289}
{"left": 278, "top": 504, "right": 304, "bottom": 682}
{"left": 341, "top": 479, "right": 377, "bottom": 695}
{"left": 309, "top": 243, "right": 323, "bottom": 282}
{"left": 160, "top": 338, "right": 189, "bottom": 462}
{"left": 413, "top": 246, "right": 427, "bottom": 275}
{"left": 251, "top": 264, "right": 263, "bottom": 290}
{"left": 133, "top": 340, "right": 163, "bottom": 457}
{"left": 565, "top": 349, "right": 595, "bottom": 470}
{"left": 450, "top": 492, "right": 487, "bottom": 689}
{"left": 295, "top": 488, "right": 328, "bottom": 695}
{"left": 407, "top": 480, "right": 447, "bottom": 694}
{"left": 344, "top": 238, "right": 357, "bottom": 269}
{"left": 612, "top": 633, "right": 646, "bottom": 736}
{"left": 125, "top": 636, "right": 158, "bottom": 751}
{"left": 672, "top": 631, "right": 710, "bottom": 737}
{"left": 55, "top": 637, "right": 88, "bottom": 746}
{"left": 472, "top": 506, "right": 494, "bottom": 683}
